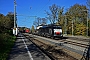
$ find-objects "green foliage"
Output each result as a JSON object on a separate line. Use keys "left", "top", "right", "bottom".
{"left": 0, "top": 13, "right": 14, "bottom": 31}
{"left": 6, "top": 12, "right": 14, "bottom": 28}
{"left": 58, "top": 7, "right": 64, "bottom": 25}
{"left": 0, "top": 31, "right": 16, "bottom": 60}
{"left": 68, "top": 4, "right": 87, "bottom": 24}
{"left": 0, "top": 12, "right": 15, "bottom": 60}
{"left": 58, "top": 4, "right": 88, "bottom": 36}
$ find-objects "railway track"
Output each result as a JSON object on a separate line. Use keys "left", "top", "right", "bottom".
{"left": 65, "top": 36, "right": 90, "bottom": 42}
{"left": 24, "top": 34, "right": 59, "bottom": 60}
{"left": 28, "top": 36, "right": 56, "bottom": 60}
{"left": 59, "top": 39, "right": 89, "bottom": 48}
{"left": 23, "top": 33, "right": 77, "bottom": 60}
{"left": 23, "top": 33, "right": 90, "bottom": 60}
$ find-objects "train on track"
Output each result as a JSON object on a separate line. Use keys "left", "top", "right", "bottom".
{"left": 35, "top": 24, "right": 63, "bottom": 38}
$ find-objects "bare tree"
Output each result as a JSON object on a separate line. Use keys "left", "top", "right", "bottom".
{"left": 46, "top": 4, "right": 60, "bottom": 24}
{"left": 33, "top": 17, "right": 41, "bottom": 27}
{"left": 87, "top": 0, "right": 90, "bottom": 8}
{"left": 87, "top": 0, "right": 90, "bottom": 18}
{"left": 33, "top": 17, "right": 47, "bottom": 27}
{"left": 41, "top": 18, "right": 47, "bottom": 25}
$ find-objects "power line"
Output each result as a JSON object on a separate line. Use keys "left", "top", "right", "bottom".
{"left": 16, "top": 3, "right": 32, "bottom": 14}
{"left": 17, "top": 14, "right": 36, "bottom": 17}
{"left": 35, "top": 0, "right": 51, "bottom": 16}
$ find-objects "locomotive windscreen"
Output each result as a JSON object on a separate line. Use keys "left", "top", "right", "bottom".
{"left": 53, "top": 26, "right": 62, "bottom": 29}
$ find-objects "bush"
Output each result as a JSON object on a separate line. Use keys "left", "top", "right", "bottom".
{"left": 0, "top": 30, "right": 16, "bottom": 60}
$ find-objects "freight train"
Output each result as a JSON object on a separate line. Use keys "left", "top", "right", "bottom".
{"left": 36, "top": 24, "right": 63, "bottom": 38}
{"left": 19, "top": 27, "right": 30, "bottom": 33}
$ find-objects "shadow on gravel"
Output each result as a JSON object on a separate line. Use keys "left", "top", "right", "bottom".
{"left": 7, "top": 36, "right": 48, "bottom": 60}
{"left": 27, "top": 44, "right": 47, "bottom": 59}
{"left": 7, "top": 39, "right": 27, "bottom": 60}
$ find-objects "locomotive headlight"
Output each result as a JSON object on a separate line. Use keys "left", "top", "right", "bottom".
{"left": 60, "top": 29, "right": 62, "bottom": 33}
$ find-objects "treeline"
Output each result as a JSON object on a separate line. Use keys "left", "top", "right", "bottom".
{"left": 0, "top": 12, "right": 16, "bottom": 60}
{"left": 0, "top": 12, "right": 14, "bottom": 33}
{"left": 57, "top": 4, "right": 90, "bottom": 36}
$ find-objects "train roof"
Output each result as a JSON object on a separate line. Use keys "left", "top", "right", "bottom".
{"left": 40, "top": 24, "right": 62, "bottom": 29}
{"left": 36, "top": 25, "right": 43, "bottom": 29}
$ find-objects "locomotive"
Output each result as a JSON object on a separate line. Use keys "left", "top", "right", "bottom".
{"left": 36, "top": 24, "right": 63, "bottom": 38}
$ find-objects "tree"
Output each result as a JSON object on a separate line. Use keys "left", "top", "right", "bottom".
{"left": 33, "top": 17, "right": 41, "bottom": 27}
{"left": 6, "top": 12, "right": 14, "bottom": 29}
{"left": 58, "top": 7, "right": 64, "bottom": 25}
{"left": 0, "top": 12, "right": 14, "bottom": 33}
{"left": 68, "top": 4, "right": 87, "bottom": 24}
{"left": 0, "top": 14, "right": 11, "bottom": 29}
{"left": 33, "top": 17, "right": 47, "bottom": 27}
{"left": 74, "top": 23, "right": 86, "bottom": 35}
{"left": 88, "top": 20, "right": 90, "bottom": 36}
{"left": 87, "top": 0, "right": 90, "bottom": 10}
{"left": 31, "top": 25, "right": 35, "bottom": 33}
{"left": 41, "top": 18, "right": 47, "bottom": 25}
{"left": 65, "top": 4, "right": 87, "bottom": 35}
{"left": 87, "top": 0, "right": 90, "bottom": 36}
{"left": 46, "top": 4, "right": 61, "bottom": 24}
{"left": 0, "top": 14, "right": 5, "bottom": 32}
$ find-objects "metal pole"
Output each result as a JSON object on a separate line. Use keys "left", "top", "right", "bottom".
{"left": 65, "top": 15, "right": 67, "bottom": 35}
{"left": 72, "top": 18, "right": 73, "bottom": 36}
{"left": 14, "top": 0, "right": 16, "bottom": 35}
{"left": 14, "top": 0, "right": 16, "bottom": 28}
{"left": 87, "top": 10, "right": 88, "bottom": 37}
{"left": 83, "top": 10, "right": 88, "bottom": 37}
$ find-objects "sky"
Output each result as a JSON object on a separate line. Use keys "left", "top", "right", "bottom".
{"left": 0, "top": 0, "right": 87, "bottom": 28}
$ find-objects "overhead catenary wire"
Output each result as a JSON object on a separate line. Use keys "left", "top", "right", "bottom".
{"left": 16, "top": 0, "right": 51, "bottom": 17}
{"left": 16, "top": 3, "right": 33, "bottom": 15}
{"left": 35, "top": 0, "right": 51, "bottom": 17}
{"left": 16, "top": 0, "right": 51, "bottom": 28}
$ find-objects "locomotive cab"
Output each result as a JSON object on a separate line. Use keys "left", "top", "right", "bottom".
{"left": 48, "top": 25, "right": 63, "bottom": 38}
{"left": 53, "top": 26, "right": 63, "bottom": 38}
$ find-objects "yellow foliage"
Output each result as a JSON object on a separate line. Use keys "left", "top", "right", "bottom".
{"left": 75, "top": 23, "right": 86, "bottom": 35}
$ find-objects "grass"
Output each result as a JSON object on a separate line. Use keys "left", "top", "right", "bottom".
{"left": 0, "top": 32, "right": 16, "bottom": 60}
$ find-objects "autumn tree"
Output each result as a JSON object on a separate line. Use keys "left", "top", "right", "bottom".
{"left": 87, "top": 0, "right": 90, "bottom": 36}
{"left": 74, "top": 23, "right": 86, "bottom": 35}
{"left": 65, "top": 4, "right": 87, "bottom": 35}
{"left": 31, "top": 25, "right": 35, "bottom": 33}
{"left": 58, "top": 7, "right": 64, "bottom": 25}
